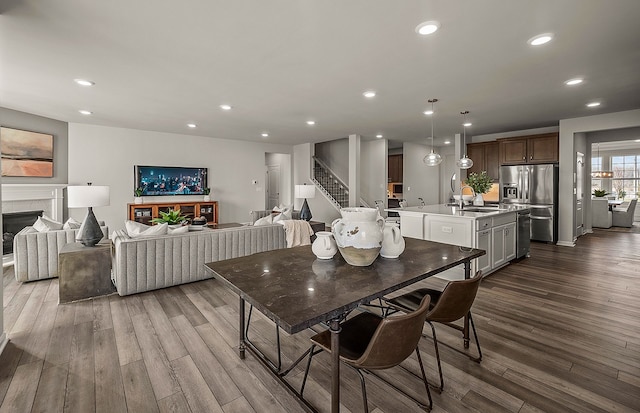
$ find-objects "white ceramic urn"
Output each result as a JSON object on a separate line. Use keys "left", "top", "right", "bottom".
{"left": 331, "top": 207, "right": 384, "bottom": 266}
{"left": 380, "top": 222, "right": 405, "bottom": 259}
{"left": 311, "top": 231, "right": 338, "bottom": 260}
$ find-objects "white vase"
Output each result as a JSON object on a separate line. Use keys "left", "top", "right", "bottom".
{"left": 312, "top": 231, "right": 338, "bottom": 260}
{"left": 331, "top": 207, "right": 384, "bottom": 266}
{"left": 380, "top": 222, "right": 405, "bottom": 259}
{"left": 134, "top": 197, "right": 143, "bottom": 204}
{"left": 473, "top": 194, "right": 485, "bottom": 206}
{"left": 203, "top": 195, "right": 211, "bottom": 202}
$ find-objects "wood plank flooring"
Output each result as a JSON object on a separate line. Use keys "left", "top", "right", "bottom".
{"left": 1, "top": 228, "right": 639, "bottom": 412}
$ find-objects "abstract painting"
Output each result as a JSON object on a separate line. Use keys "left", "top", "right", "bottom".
{"left": 1, "top": 127, "right": 53, "bottom": 177}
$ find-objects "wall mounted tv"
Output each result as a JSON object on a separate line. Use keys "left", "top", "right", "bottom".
{"left": 134, "top": 165, "right": 208, "bottom": 196}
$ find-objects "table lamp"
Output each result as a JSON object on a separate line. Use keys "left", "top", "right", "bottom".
{"left": 295, "top": 184, "right": 316, "bottom": 221}
{"left": 67, "top": 183, "right": 110, "bottom": 247}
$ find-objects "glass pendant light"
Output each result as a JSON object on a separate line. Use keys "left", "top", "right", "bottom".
{"left": 423, "top": 98, "right": 443, "bottom": 166}
{"left": 456, "top": 110, "right": 473, "bottom": 169}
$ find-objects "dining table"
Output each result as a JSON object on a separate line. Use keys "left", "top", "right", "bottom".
{"left": 607, "top": 199, "right": 624, "bottom": 210}
{"left": 204, "top": 237, "right": 485, "bottom": 413}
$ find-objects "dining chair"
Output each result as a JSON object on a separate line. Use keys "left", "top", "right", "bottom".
{"left": 612, "top": 199, "right": 637, "bottom": 227}
{"left": 591, "top": 198, "right": 612, "bottom": 228}
{"left": 385, "top": 271, "right": 483, "bottom": 392}
{"left": 299, "top": 295, "right": 433, "bottom": 412}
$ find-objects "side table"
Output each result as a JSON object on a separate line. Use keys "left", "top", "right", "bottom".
{"left": 58, "top": 241, "right": 116, "bottom": 304}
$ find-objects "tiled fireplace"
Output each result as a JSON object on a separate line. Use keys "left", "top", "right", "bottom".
{"left": 1, "top": 184, "right": 66, "bottom": 266}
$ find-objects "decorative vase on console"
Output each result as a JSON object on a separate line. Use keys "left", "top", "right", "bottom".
{"left": 331, "top": 207, "right": 384, "bottom": 266}
{"left": 203, "top": 187, "right": 211, "bottom": 202}
{"left": 134, "top": 187, "right": 143, "bottom": 204}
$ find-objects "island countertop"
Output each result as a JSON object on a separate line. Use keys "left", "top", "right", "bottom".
{"left": 388, "top": 203, "right": 531, "bottom": 219}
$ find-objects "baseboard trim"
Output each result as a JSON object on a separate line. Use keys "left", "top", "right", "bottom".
{"left": 0, "top": 332, "right": 7, "bottom": 356}
{"left": 556, "top": 240, "right": 576, "bottom": 247}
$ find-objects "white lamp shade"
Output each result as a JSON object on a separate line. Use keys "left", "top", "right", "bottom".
{"left": 295, "top": 184, "right": 316, "bottom": 199}
{"left": 67, "top": 185, "right": 110, "bottom": 208}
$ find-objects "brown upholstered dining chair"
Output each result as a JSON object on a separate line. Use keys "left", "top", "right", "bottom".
{"left": 299, "top": 295, "right": 433, "bottom": 412}
{"left": 386, "top": 271, "right": 483, "bottom": 392}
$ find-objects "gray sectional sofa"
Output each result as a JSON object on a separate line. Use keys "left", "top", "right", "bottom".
{"left": 111, "top": 223, "right": 287, "bottom": 296}
{"left": 13, "top": 225, "right": 109, "bottom": 282}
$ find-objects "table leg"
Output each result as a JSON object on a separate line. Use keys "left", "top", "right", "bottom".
{"left": 330, "top": 319, "right": 341, "bottom": 413}
{"left": 239, "top": 297, "right": 246, "bottom": 359}
{"left": 463, "top": 261, "right": 471, "bottom": 349}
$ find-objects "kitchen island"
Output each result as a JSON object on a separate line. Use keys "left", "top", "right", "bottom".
{"left": 393, "top": 204, "right": 530, "bottom": 279}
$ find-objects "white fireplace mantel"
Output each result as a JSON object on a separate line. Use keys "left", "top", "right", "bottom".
{"left": 2, "top": 184, "right": 67, "bottom": 222}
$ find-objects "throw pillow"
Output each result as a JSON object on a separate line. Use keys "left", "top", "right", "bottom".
{"left": 254, "top": 215, "right": 274, "bottom": 226}
{"left": 272, "top": 204, "right": 293, "bottom": 220}
{"left": 33, "top": 215, "right": 63, "bottom": 232}
{"left": 63, "top": 217, "right": 82, "bottom": 230}
{"left": 168, "top": 225, "right": 189, "bottom": 235}
{"left": 125, "top": 220, "right": 168, "bottom": 238}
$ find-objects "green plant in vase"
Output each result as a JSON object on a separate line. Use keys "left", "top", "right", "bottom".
{"left": 592, "top": 189, "right": 608, "bottom": 197}
{"left": 465, "top": 171, "right": 493, "bottom": 206}
{"left": 151, "top": 209, "right": 188, "bottom": 225}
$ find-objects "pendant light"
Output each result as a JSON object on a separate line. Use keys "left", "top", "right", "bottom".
{"left": 591, "top": 143, "right": 614, "bottom": 178}
{"left": 423, "top": 98, "right": 443, "bottom": 166}
{"left": 456, "top": 110, "right": 473, "bottom": 169}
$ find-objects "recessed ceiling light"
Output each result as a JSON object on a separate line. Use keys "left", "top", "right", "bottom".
{"left": 528, "top": 33, "right": 554, "bottom": 46}
{"left": 74, "top": 79, "right": 94, "bottom": 86}
{"left": 220, "top": 104, "right": 232, "bottom": 110}
{"left": 376, "top": 134, "right": 383, "bottom": 139}
{"left": 187, "top": 123, "right": 197, "bottom": 128}
{"left": 306, "top": 120, "right": 315, "bottom": 126}
{"left": 261, "top": 133, "right": 269, "bottom": 138}
{"left": 415, "top": 21, "right": 440, "bottom": 36}
{"left": 444, "top": 140, "right": 451, "bottom": 145}
{"left": 363, "top": 91, "right": 376, "bottom": 98}
{"left": 635, "top": 139, "right": 640, "bottom": 142}
{"left": 586, "top": 102, "right": 601, "bottom": 108}
{"left": 463, "top": 122, "right": 472, "bottom": 127}
{"left": 78, "top": 110, "right": 92, "bottom": 115}
{"left": 565, "top": 78, "right": 583, "bottom": 86}
{"left": 423, "top": 110, "right": 434, "bottom": 115}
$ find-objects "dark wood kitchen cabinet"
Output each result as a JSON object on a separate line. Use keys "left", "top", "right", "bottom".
{"left": 499, "top": 133, "right": 558, "bottom": 165}
{"left": 467, "top": 141, "right": 500, "bottom": 181}
{"left": 388, "top": 154, "right": 403, "bottom": 183}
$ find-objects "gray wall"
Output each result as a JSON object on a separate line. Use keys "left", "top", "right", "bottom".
{"left": 314, "top": 138, "right": 349, "bottom": 183}
{"left": 360, "top": 139, "right": 387, "bottom": 207}
{"left": 402, "top": 141, "right": 441, "bottom": 206}
{"left": 0, "top": 107, "right": 69, "bottom": 183}
{"left": 67, "top": 123, "right": 293, "bottom": 230}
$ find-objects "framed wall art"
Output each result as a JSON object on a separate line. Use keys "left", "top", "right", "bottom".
{"left": 1, "top": 126, "right": 54, "bottom": 177}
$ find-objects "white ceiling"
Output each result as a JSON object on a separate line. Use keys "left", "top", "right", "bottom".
{"left": 2, "top": 0, "right": 640, "bottom": 146}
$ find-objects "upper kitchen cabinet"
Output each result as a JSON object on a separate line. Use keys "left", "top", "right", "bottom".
{"left": 388, "top": 154, "right": 403, "bottom": 183}
{"left": 467, "top": 141, "right": 500, "bottom": 181}
{"left": 499, "top": 133, "right": 559, "bottom": 165}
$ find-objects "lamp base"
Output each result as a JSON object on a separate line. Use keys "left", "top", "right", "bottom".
{"left": 77, "top": 207, "right": 104, "bottom": 247}
{"left": 300, "top": 199, "right": 312, "bottom": 221}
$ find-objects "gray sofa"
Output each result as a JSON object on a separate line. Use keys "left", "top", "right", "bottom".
{"left": 13, "top": 225, "right": 109, "bottom": 282}
{"left": 111, "top": 223, "right": 286, "bottom": 296}
{"left": 250, "top": 209, "right": 301, "bottom": 223}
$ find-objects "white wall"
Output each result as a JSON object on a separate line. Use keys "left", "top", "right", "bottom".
{"left": 68, "top": 124, "right": 292, "bottom": 229}
{"left": 265, "top": 152, "right": 292, "bottom": 208}
{"left": 361, "top": 139, "right": 387, "bottom": 207}
{"left": 314, "top": 138, "right": 349, "bottom": 183}
{"left": 402, "top": 142, "right": 441, "bottom": 206}
{"left": 558, "top": 109, "right": 640, "bottom": 246}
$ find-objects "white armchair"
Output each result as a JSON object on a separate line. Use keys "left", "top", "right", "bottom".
{"left": 591, "top": 198, "right": 612, "bottom": 229}
{"left": 612, "top": 199, "right": 637, "bottom": 227}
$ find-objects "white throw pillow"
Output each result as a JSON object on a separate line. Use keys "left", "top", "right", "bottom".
{"left": 33, "top": 215, "right": 63, "bottom": 232}
{"left": 254, "top": 215, "right": 274, "bottom": 226}
{"left": 125, "top": 220, "right": 168, "bottom": 238}
{"left": 168, "top": 225, "right": 189, "bottom": 235}
{"left": 63, "top": 217, "right": 82, "bottom": 230}
{"left": 272, "top": 204, "right": 293, "bottom": 220}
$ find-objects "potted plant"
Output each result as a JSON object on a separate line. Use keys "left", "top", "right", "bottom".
{"left": 618, "top": 190, "right": 627, "bottom": 200}
{"left": 134, "top": 187, "right": 143, "bottom": 204}
{"left": 592, "top": 189, "right": 608, "bottom": 197}
{"left": 465, "top": 171, "right": 493, "bottom": 206}
{"left": 203, "top": 187, "right": 211, "bottom": 202}
{"left": 151, "top": 209, "right": 188, "bottom": 227}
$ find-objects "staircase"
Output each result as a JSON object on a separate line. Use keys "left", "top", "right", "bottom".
{"left": 312, "top": 157, "right": 349, "bottom": 208}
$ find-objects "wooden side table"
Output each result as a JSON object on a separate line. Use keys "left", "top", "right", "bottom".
{"left": 58, "top": 241, "right": 115, "bottom": 304}
{"left": 308, "top": 220, "right": 326, "bottom": 242}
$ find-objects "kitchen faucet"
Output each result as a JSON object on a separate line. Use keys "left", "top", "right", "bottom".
{"left": 418, "top": 197, "right": 425, "bottom": 206}
{"left": 459, "top": 185, "right": 476, "bottom": 209}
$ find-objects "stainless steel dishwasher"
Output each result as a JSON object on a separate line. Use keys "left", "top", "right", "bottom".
{"left": 516, "top": 210, "right": 531, "bottom": 258}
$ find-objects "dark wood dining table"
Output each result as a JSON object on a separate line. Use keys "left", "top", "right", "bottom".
{"left": 204, "top": 237, "right": 485, "bottom": 413}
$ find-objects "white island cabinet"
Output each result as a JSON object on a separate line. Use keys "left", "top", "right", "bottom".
{"left": 395, "top": 205, "right": 525, "bottom": 280}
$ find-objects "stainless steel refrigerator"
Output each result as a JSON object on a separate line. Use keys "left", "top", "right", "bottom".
{"left": 499, "top": 164, "right": 558, "bottom": 243}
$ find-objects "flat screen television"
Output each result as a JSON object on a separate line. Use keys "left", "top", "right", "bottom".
{"left": 134, "top": 165, "right": 208, "bottom": 196}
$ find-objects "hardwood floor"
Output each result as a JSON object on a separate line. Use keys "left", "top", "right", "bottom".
{"left": 1, "top": 229, "right": 639, "bottom": 412}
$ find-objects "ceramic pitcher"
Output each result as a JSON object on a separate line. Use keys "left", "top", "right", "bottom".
{"left": 331, "top": 207, "right": 384, "bottom": 266}
{"left": 380, "top": 222, "right": 405, "bottom": 259}
{"left": 312, "top": 231, "right": 338, "bottom": 260}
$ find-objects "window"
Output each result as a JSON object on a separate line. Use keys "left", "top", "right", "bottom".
{"left": 611, "top": 155, "right": 640, "bottom": 200}
{"left": 591, "top": 156, "right": 602, "bottom": 193}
